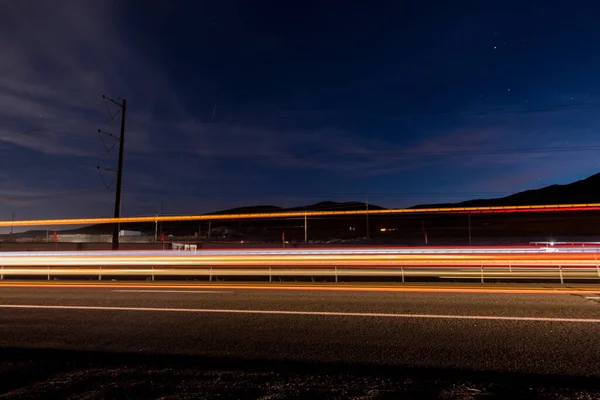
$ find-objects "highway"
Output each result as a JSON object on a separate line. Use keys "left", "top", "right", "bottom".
{"left": 1, "top": 282, "right": 600, "bottom": 374}
{"left": 2, "top": 245, "right": 600, "bottom": 394}
{"left": 2, "top": 281, "right": 600, "bottom": 397}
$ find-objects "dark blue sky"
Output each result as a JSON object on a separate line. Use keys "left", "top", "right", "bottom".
{"left": 1, "top": 0, "right": 600, "bottom": 226}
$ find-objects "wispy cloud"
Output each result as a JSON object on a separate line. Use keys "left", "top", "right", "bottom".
{"left": 1, "top": 1, "right": 599, "bottom": 223}
{"left": 0, "top": 1, "right": 181, "bottom": 157}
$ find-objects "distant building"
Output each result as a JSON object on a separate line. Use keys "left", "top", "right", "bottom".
{"left": 119, "top": 230, "right": 142, "bottom": 237}
{"left": 210, "top": 226, "right": 231, "bottom": 235}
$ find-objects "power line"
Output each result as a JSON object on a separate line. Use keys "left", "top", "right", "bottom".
{"left": 4, "top": 143, "right": 598, "bottom": 174}
{"left": 120, "top": 189, "right": 511, "bottom": 199}
{"left": 167, "top": 100, "right": 600, "bottom": 124}
{"left": 0, "top": 189, "right": 512, "bottom": 207}
{"left": 0, "top": 159, "right": 102, "bottom": 172}
{"left": 0, "top": 189, "right": 109, "bottom": 202}
{"left": 0, "top": 124, "right": 80, "bottom": 140}
{"left": 328, "top": 101, "right": 600, "bottom": 120}
{"left": 128, "top": 144, "right": 600, "bottom": 161}
{"left": 2, "top": 141, "right": 595, "bottom": 174}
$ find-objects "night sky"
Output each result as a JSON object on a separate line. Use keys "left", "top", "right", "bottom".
{"left": 1, "top": 0, "right": 600, "bottom": 227}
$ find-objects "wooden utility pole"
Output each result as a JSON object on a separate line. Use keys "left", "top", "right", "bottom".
{"left": 154, "top": 218, "right": 158, "bottom": 242}
{"left": 100, "top": 95, "right": 127, "bottom": 250}
{"left": 304, "top": 213, "right": 308, "bottom": 244}
{"left": 159, "top": 200, "right": 164, "bottom": 241}
{"left": 366, "top": 193, "right": 370, "bottom": 240}
{"left": 468, "top": 213, "right": 472, "bottom": 245}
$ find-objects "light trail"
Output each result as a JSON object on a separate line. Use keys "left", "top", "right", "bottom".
{"left": 1, "top": 247, "right": 600, "bottom": 267}
{"left": 0, "top": 246, "right": 599, "bottom": 281}
{"left": 112, "top": 290, "right": 232, "bottom": 294}
{"left": 2, "top": 281, "right": 600, "bottom": 294}
{"left": 4, "top": 245, "right": 600, "bottom": 258}
{"left": 0, "top": 267, "right": 597, "bottom": 280}
{"left": 1, "top": 202, "right": 600, "bottom": 227}
{"left": 2, "top": 304, "right": 600, "bottom": 323}
{"left": 0, "top": 253, "right": 599, "bottom": 265}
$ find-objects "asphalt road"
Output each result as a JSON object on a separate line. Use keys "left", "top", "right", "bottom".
{"left": 2, "top": 282, "right": 600, "bottom": 398}
{"left": 0, "top": 281, "right": 600, "bottom": 399}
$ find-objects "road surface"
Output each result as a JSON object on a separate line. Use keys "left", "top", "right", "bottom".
{"left": 1, "top": 282, "right": 600, "bottom": 398}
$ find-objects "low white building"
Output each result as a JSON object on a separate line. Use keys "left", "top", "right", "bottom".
{"left": 119, "top": 230, "right": 142, "bottom": 237}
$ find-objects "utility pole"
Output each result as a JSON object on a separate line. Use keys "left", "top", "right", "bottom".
{"left": 154, "top": 217, "right": 158, "bottom": 243}
{"left": 304, "top": 213, "right": 308, "bottom": 244}
{"left": 100, "top": 95, "right": 127, "bottom": 250}
{"left": 159, "top": 200, "right": 164, "bottom": 240}
{"left": 10, "top": 212, "right": 14, "bottom": 235}
{"left": 468, "top": 213, "right": 472, "bottom": 245}
{"left": 366, "top": 193, "right": 370, "bottom": 240}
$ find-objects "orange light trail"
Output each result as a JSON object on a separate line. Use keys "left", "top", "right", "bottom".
{"left": 1, "top": 202, "right": 600, "bottom": 227}
{"left": 2, "top": 281, "right": 600, "bottom": 295}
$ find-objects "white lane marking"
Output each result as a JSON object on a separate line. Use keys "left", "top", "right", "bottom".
{"left": 112, "top": 290, "right": 232, "bottom": 294}
{"left": 585, "top": 296, "right": 600, "bottom": 300}
{"left": 1, "top": 304, "right": 600, "bottom": 323}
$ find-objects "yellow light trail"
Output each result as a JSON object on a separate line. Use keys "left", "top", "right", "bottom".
{"left": 1, "top": 202, "right": 600, "bottom": 227}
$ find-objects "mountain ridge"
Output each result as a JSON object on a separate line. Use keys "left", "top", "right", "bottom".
{"left": 207, "top": 201, "right": 387, "bottom": 215}
{"left": 209, "top": 172, "right": 600, "bottom": 215}
{"left": 7, "top": 172, "right": 600, "bottom": 237}
{"left": 411, "top": 172, "right": 600, "bottom": 208}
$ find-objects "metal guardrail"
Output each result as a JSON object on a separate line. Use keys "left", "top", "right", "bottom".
{"left": 3, "top": 245, "right": 600, "bottom": 257}
{"left": 1, "top": 266, "right": 600, "bottom": 284}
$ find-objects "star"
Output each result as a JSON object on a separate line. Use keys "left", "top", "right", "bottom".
{"left": 507, "top": 88, "right": 511, "bottom": 91}
{"left": 493, "top": 46, "right": 497, "bottom": 50}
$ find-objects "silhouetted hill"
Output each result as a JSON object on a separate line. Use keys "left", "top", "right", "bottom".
{"left": 413, "top": 173, "right": 600, "bottom": 208}
{"left": 15, "top": 202, "right": 384, "bottom": 237}
{"left": 286, "top": 201, "right": 386, "bottom": 212}
{"left": 208, "top": 202, "right": 385, "bottom": 215}
{"left": 206, "top": 205, "right": 283, "bottom": 215}
{"left": 13, "top": 173, "right": 600, "bottom": 240}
